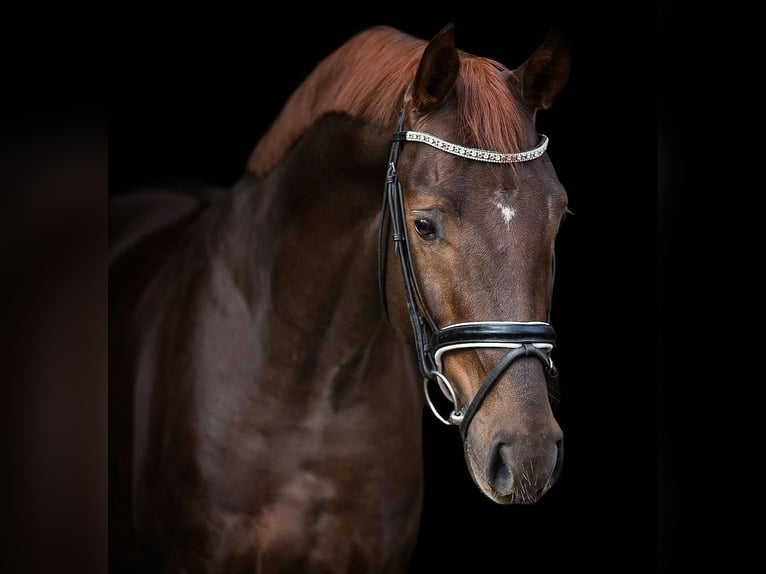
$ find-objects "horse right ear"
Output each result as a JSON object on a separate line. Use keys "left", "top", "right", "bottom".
{"left": 512, "top": 28, "right": 570, "bottom": 111}
{"left": 410, "top": 23, "right": 460, "bottom": 112}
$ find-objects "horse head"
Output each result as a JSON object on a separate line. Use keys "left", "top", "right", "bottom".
{"left": 382, "top": 23, "right": 570, "bottom": 504}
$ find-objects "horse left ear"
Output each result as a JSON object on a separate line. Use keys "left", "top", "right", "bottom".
{"left": 411, "top": 23, "right": 461, "bottom": 112}
{"left": 513, "top": 28, "right": 571, "bottom": 111}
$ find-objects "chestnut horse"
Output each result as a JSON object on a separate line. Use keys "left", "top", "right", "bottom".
{"left": 109, "top": 23, "right": 570, "bottom": 573}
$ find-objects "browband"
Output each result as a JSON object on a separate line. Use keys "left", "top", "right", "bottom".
{"left": 393, "top": 131, "right": 548, "bottom": 163}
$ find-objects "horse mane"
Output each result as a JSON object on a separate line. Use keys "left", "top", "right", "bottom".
{"left": 247, "top": 25, "right": 529, "bottom": 177}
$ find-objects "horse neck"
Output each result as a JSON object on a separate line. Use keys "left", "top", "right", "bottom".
{"left": 221, "top": 115, "right": 409, "bottom": 403}
{"left": 260, "top": 115, "right": 389, "bottom": 325}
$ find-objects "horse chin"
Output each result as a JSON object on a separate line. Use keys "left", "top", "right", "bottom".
{"left": 482, "top": 481, "right": 552, "bottom": 506}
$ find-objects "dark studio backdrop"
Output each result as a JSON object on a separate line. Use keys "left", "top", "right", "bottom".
{"left": 110, "top": 5, "right": 659, "bottom": 572}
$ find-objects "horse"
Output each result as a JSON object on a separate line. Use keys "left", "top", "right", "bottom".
{"left": 109, "top": 22, "right": 571, "bottom": 573}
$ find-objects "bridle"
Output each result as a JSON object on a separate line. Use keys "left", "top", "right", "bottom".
{"left": 377, "top": 110, "right": 560, "bottom": 441}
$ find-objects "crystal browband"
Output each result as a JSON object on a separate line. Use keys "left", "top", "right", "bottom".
{"left": 395, "top": 131, "right": 548, "bottom": 163}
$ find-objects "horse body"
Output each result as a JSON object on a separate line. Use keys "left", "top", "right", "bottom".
{"left": 110, "top": 24, "right": 570, "bottom": 573}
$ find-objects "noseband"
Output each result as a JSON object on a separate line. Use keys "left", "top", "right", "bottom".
{"left": 377, "top": 110, "right": 559, "bottom": 441}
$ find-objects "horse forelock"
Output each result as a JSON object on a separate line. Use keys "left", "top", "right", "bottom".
{"left": 247, "top": 26, "right": 531, "bottom": 178}
{"left": 454, "top": 57, "right": 529, "bottom": 156}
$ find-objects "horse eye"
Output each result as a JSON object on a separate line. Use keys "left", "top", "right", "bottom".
{"left": 414, "top": 218, "right": 437, "bottom": 239}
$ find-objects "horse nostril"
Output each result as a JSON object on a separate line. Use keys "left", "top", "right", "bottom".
{"left": 487, "top": 436, "right": 563, "bottom": 498}
{"left": 489, "top": 443, "right": 514, "bottom": 494}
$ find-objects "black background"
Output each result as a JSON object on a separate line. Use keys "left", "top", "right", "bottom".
{"left": 9, "top": 4, "right": 757, "bottom": 573}
{"left": 108, "top": 5, "right": 659, "bottom": 573}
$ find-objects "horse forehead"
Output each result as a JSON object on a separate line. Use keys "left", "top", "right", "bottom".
{"left": 405, "top": 156, "right": 559, "bottom": 206}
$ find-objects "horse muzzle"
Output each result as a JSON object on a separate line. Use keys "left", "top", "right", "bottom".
{"left": 423, "top": 321, "right": 563, "bottom": 504}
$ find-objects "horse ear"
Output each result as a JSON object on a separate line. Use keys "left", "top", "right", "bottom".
{"left": 513, "top": 28, "right": 570, "bottom": 111}
{"left": 411, "top": 23, "right": 460, "bottom": 111}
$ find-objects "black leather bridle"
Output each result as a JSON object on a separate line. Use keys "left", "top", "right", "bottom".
{"left": 377, "top": 110, "right": 559, "bottom": 440}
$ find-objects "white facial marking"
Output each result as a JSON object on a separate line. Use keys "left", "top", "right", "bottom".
{"left": 495, "top": 201, "right": 515, "bottom": 227}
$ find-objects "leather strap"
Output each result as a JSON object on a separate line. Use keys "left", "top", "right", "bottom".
{"left": 433, "top": 322, "right": 556, "bottom": 351}
{"left": 459, "top": 343, "right": 555, "bottom": 441}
